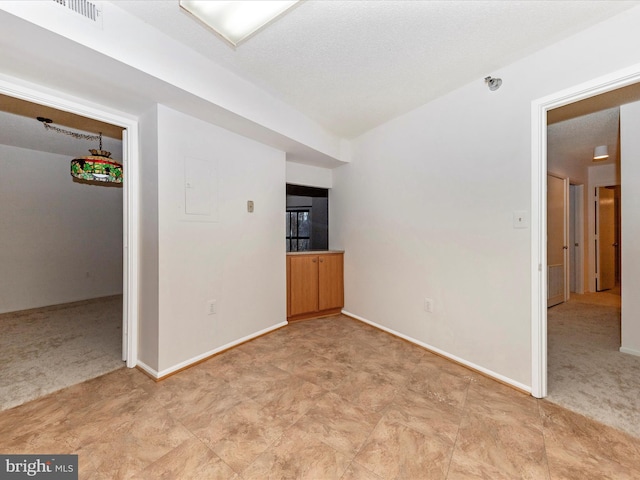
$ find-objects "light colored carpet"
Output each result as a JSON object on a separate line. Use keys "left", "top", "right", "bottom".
{"left": 547, "top": 290, "right": 640, "bottom": 438}
{"left": 0, "top": 296, "right": 124, "bottom": 411}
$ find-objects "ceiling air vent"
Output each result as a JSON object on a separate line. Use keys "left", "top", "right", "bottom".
{"left": 51, "top": 0, "right": 103, "bottom": 27}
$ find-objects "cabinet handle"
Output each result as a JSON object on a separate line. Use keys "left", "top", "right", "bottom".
{"left": 312, "top": 259, "right": 317, "bottom": 263}
{"left": 319, "top": 258, "right": 324, "bottom": 263}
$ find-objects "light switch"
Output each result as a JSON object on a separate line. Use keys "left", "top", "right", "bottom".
{"left": 513, "top": 210, "right": 529, "bottom": 229}
{"left": 247, "top": 200, "right": 254, "bottom": 213}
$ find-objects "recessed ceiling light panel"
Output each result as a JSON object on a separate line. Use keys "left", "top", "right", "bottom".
{"left": 179, "top": 0, "right": 300, "bottom": 48}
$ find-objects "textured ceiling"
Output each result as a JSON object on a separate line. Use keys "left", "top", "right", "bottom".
{"left": 116, "top": 0, "right": 639, "bottom": 138}
{"left": 0, "top": 94, "right": 123, "bottom": 140}
{"left": 0, "top": 1, "right": 637, "bottom": 162}
{"left": 546, "top": 81, "right": 640, "bottom": 171}
{"left": 548, "top": 107, "right": 619, "bottom": 173}
{"left": 0, "top": 102, "right": 123, "bottom": 159}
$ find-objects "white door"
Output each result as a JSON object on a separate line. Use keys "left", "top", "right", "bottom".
{"left": 547, "top": 174, "right": 568, "bottom": 307}
{"left": 596, "top": 186, "right": 616, "bottom": 291}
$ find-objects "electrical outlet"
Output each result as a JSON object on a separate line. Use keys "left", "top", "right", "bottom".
{"left": 207, "top": 300, "right": 217, "bottom": 315}
{"left": 424, "top": 298, "right": 434, "bottom": 313}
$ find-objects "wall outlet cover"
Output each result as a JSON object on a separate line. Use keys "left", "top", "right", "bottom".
{"left": 207, "top": 300, "right": 217, "bottom": 315}
{"left": 424, "top": 298, "right": 434, "bottom": 313}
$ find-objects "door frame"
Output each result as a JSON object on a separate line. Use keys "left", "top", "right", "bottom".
{"left": 531, "top": 63, "right": 640, "bottom": 398}
{"left": 0, "top": 76, "right": 139, "bottom": 368}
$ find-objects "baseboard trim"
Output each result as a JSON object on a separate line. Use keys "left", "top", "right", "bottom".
{"left": 342, "top": 310, "right": 531, "bottom": 395}
{"left": 620, "top": 346, "right": 640, "bottom": 357}
{"left": 0, "top": 294, "right": 123, "bottom": 316}
{"left": 136, "top": 360, "right": 159, "bottom": 380}
{"left": 136, "top": 321, "right": 288, "bottom": 381}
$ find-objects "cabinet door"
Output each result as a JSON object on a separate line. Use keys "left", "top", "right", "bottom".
{"left": 286, "top": 256, "right": 291, "bottom": 317}
{"left": 289, "top": 255, "right": 319, "bottom": 316}
{"left": 318, "top": 253, "right": 344, "bottom": 311}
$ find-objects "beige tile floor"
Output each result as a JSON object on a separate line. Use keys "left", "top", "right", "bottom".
{"left": 1, "top": 315, "right": 639, "bottom": 479}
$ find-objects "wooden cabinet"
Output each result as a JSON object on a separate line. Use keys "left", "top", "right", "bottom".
{"left": 289, "top": 254, "right": 319, "bottom": 316}
{"left": 287, "top": 252, "right": 344, "bottom": 321}
{"left": 318, "top": 254, "right": 344, "bottom": 311}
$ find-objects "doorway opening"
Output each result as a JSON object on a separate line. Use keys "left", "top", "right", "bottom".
{"left": 534, "top": 72, "right": 640, "bottom": 437}
{"left": 0, "top": 95, "right": 127, "bottom": 410}
{"left": 531, "top": 67, "right": 640, "bottom": 399}
{"left": 0, "top": 77, "right": 139, "bottom": 409}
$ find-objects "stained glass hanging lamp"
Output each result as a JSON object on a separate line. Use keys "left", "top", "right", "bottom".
{"left": 37, "top": 117, "right": 123, "bottom": 185}
{"left": 70, "top": 133, "right": 123, "bottom": 184}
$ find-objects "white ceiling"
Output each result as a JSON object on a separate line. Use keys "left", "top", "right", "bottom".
{"left": 548, "top": 107, "right": 619, "bottom": 173}
{"left": 116, "top": 0, "right": 639, "bottom": 139}
{"left": 0, "top": 109, "right": 123, "bottom": 158}
{"left": 0, "top": 1, "right": 636, "bottom": 163}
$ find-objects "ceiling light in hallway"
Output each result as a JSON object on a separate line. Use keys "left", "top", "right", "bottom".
{"left": 593, "top": 145, "right": 609, "bottom": 160}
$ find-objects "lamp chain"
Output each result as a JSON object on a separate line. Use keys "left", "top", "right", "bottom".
{"left": 42, "top": 122, "right": 101, "bottom": 142}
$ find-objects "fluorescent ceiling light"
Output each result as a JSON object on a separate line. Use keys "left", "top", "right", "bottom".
{"left": 180, "top": 1, "right": 300, "bottom": 47}
{"left": 593, "top": 145, "right": 609, "bottom": 161}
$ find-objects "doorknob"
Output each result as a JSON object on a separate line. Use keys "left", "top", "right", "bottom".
{"left": 613, "top": 243, "right": 619, "bottom": 247}
{"left": 563, "top": 246, "right": 568, "bottom": 250}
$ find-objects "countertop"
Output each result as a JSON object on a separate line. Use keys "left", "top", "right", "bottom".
{"left": 286, "top": 250, "right": 344, "bottom": 255}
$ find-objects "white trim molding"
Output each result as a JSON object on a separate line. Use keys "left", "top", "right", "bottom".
{"left": 530, "top": 62, "right": 640, "bottom": 399}
{"left": 620, "top": 347, "right": 640, "bottom": 357}
{"left": 343, "top": 310, "right": 531, "bottom": 394}
{"left": 0, "top": 73, "right": 140, "bottom": 369}
{"left": 136, "top": 360, "right": 160, "bottom": 379}
{"left": 140, "top": 321, "right": 289, "bottom": 380}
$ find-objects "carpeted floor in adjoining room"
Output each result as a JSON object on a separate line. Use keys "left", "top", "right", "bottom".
{"left": 0, "top": 295, "right": 124, "bottom": 411}
{"left": 547, "top": 290, "right": 640, "bottom": 438}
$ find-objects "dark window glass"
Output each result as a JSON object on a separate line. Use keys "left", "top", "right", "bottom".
{"left": 286, "top": 184, "right": 329, "bottom": 251}
{"left": 286, "top": 209, "right": 311, "bottom": 252}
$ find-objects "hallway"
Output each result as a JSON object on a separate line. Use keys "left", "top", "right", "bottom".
{"left": 547, "top": 290, "right": 640, "bottom": 438}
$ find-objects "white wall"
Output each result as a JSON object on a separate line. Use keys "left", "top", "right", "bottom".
{"left": 0, "top": 144, "right": 123, "bottom": 313}
{"left": 620, "top": 100, "right": 640, "bottom": 356}
{"left": 0, "top": 2, "right": 345, "bottom": 167}
{"left": 137, "top": 106, "right": 160, "bottom": 370}
{"left": 155, "top": 105, "right": 286, "bottom": 373}
{"left": 286, "top": 161, "right": 333, "bottom": 189}
{"left": 331, "top": 6, "right": 640, "bottom": 388}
